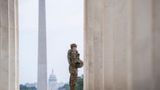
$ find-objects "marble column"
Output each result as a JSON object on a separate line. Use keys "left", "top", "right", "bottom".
{"left": 0, "top": 0, "right": 19, "bottom": 90}
{"left": 153, "top": 0, "right": 160, "bottom": 89}
{"left": 8, "top": 0, "right": 19, "bottom": 90}
{"left": 84, "top": 0, "right": 160, "bottom": 90}
{"left": 0, "top": 0, "right": 10, "bottom": 89}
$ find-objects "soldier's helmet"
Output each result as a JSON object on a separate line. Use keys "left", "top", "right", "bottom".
{"left": 70, "top": 43, "right": 77, "bottom": 49}
{"left": 76, "top": 60, "right": 84, "bottom": 68}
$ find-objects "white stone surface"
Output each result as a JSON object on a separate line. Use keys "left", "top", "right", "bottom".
{"left": 0, "top": 0, "right": 10, "bottom": 90}
{"left": 153, "top": 0, "right": 160, "bottom": 89}
{"left": 0, "top": 0, "right": 18, "bottom": 90}
{"left": 84, "top": 0, "right": 160, "bottom": 90}
{"left": 8, "top": 0, "right": 19, "bottom": 90}
{"left": 37, "top": 0, "right": 48, "bottom": 90}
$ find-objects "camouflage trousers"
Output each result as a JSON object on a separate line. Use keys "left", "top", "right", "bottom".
{"left": 69, "top": 66, "right": 77, "bottom": 90}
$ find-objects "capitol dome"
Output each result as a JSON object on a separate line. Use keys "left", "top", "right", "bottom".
{"left": 48, "top": 69, "right": 58, "bottom": 90}
{"left": 49, "top": 70, "right": 57, "bottom": 82}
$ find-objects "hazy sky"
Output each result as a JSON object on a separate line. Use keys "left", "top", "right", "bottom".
{"left": 19, "top": 0, "right": 84, "bottom": 84}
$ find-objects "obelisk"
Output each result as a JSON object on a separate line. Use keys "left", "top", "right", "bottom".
{"left": 37, "top": 0, "right": 47, "bottom": 90}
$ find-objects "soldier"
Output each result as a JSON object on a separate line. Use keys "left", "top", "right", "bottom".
{"left": 67, "top": 43, "right": 83, "bottom": 90}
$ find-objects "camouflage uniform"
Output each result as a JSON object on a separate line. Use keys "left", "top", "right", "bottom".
{"left": 67, "top": 49, "right": 79, "bottom": 90}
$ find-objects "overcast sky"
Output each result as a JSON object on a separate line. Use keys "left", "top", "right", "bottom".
{"left": 19, "top": 0, "right": 84, "bottom": 84}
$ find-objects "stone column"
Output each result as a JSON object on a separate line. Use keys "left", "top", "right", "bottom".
{"left": 131, "top": 0, "right": 154, "bottom": 90}
{"left": 84, "top": 0, "right": 159, "bottom": 90}
{"left": 153, "top": 0, "right": 160, "bottom": 89}
{"left": 0, "top": 0, "right": 19, "bottom": 90}
{"left": 85, "top": 0, "right": 132, "bottom": 90}
{"left": 8, "top": 0, "right": 19, "bottom": 90}
{"left": 0, "top": 0, "right": 10, "bottom": 90}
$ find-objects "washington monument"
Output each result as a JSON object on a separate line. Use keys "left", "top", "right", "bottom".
{"left": 37, "top": 0, "right": 47, "bottom": 90}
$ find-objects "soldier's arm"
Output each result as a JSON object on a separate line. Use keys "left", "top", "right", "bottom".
{"left": 67, "top": 50, "right": 71, "bottom": 65}
{"left": 77, "top": 52, "right": 81, "bottom": 61}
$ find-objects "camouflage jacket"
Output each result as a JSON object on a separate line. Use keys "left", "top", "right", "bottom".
{"left": 67, "top": 49, "right": 80, "bottom": 68}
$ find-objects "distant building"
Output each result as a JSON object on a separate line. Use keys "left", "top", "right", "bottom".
{"left": 48, "top": 70, "right": 58, "bottom": 90}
